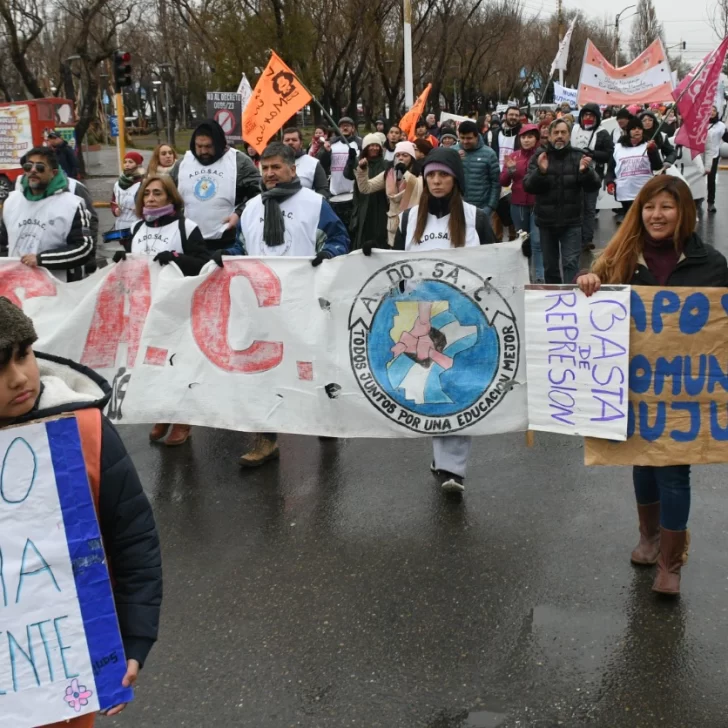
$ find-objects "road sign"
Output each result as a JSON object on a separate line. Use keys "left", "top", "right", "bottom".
{"left": 109, "top": 114, "right": 119, "bottom": 138}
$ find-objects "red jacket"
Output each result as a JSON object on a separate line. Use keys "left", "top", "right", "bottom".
{"left": 499, "top": 147, "right": 537, "bottom": 206}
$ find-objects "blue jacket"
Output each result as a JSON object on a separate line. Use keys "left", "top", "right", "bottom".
{"left": 229, "top": 195, "right": 350, "bottom": 258}
{"left": 455, "top": 137, "right": 500, "bottom": 212}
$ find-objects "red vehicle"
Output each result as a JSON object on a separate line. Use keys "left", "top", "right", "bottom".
{"left": 0, "top": 98, "right": 75, "bottom": 199}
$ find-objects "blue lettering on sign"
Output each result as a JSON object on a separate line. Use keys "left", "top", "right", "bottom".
{"left": 0, "top": 437, "right": 37, "bottom": 504}
{"left": 15, "top": 538, "right": 61, "bottom": 604}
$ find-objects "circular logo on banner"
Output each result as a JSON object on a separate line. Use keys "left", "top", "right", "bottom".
{"left": 348, "top": 258, "right": 519, "bottom": 434}
{"left": 194, "top": 176, "right": 217, "bottom": 201}
{"left": 214, "top": 109, "right": 236, "bottom": 135}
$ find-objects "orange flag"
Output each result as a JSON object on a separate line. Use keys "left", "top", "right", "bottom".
{"left": 242, "top": 52, "right": 312, "bottom": 154}
{"left": 399, "top": 84, "right": 432, "bottom": 141}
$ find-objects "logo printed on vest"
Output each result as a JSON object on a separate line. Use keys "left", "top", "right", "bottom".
{"left": 194, "top": 176, "right": 218, "bottom": 201}
{"left": 348, "top": 258, "right": 520, "bottom": 434}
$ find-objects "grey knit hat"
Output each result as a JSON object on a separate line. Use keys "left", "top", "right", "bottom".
{"left": 338, "top": 116, "right": 355, "bottom": 126}
{"left": 0, "top": 297, "right": 37, "bottom": 350}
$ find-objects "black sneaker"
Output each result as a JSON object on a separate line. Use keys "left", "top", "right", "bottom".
{"left": 709, "top": 204, "right": 717, "bottom": 213}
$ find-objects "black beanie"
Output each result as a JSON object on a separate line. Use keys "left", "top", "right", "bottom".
{"left": 0, "top": 297, "right": 37, "bottom": 351}
{"left": 422, "top": 147, "right": 466, "bottom": 193}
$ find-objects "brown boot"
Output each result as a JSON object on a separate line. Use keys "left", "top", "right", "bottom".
{"left": 652, "top": 528, "right": 689, "bottom": 595}
{"left": 149, "top": 423, "right": 170, "bottom": 442}
{"left": 630, "top": 502, "right": 660, "bottom": 565}
{"left": 165, "top": 424, "right": 192, "bottom": 446}
{"left": 239, "top": 435, "right": 279, "bottom": 467}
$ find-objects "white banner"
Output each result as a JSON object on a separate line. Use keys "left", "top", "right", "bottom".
{"left": 439, "top": 111, "right": 469, "bottom": 126}
{"left": 550, "top": 17, "right": 577, "bottom": 76}
{"left": 2, "top": 245, "right": 529, "bottom": 437}
{"left": 525, "top": 285, "right": 631, "bottom": 439}
{"left": 553, "top": 83, "right": 578, "bottom": 108}
{"left": 0, "top": 419, "right": 132, "bottom": 726}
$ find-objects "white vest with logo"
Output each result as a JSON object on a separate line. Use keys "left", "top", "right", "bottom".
{"left": 295, "top": 153, "right": 320, "bottom": 190}
{"left": 113, "top": 180, "right": 142, "bottom": 231}
{"left": 240, "top": 186, "right": 323, "bottom": 257}
{"left": 177, "top": 148, "right": 237, "bottom": 239}
{"left": 3, "top": 190, "right": 81, "bottom": 258}
{"left": 131, "top": 218, "right": 199, "bottom": 256}
{"left": 613, "top": 143, "right": 654, "bottom": 202}
{"left": 403, "top": 201, "right": 480, "bottom": 251}
{"left": 571, "top": 125, "right": 598, "bottom": 152}
{"left": 329, "top": 140, "right": 355, "bottom": 196}
{"left": 497, "top": 130, "right": 517, "bottom": 170}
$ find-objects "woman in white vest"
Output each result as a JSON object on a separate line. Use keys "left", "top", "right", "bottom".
{"left": 391, "top": 147, "right": 496, "bottom": 497}
{"left": 112, "top": 174, "right": 210, "bottom": 447}
{"left": 605, "top": 118, "right": 664, "bottom": 218}
{"left": 111, "top": 151, "right": 144, "bottom": 239}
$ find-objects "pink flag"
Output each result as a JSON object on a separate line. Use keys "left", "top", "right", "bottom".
{"left": 674, "top": 37, "right": 728, "bottom": 158}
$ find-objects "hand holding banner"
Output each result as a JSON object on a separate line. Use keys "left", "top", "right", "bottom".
{"left": 242, "top": 52, "right": 312, "bottom": 154}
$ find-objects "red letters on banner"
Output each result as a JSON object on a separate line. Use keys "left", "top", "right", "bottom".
{"left": 81, "top": 259, "right": 153, "bottom": 369}
{"left": 191, "top": 259, "right": 283, "bottom": 373}
{"left": 0, "top": 263, "right": 57, "bottom": 308}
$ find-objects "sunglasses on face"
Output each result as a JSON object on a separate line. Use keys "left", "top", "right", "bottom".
{"left": 22, "top": 162, "right": 47, "bottom": 173}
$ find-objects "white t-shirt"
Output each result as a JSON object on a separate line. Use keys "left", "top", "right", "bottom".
{"left": 402, "top": 201, "right": 480, "bottom": 251}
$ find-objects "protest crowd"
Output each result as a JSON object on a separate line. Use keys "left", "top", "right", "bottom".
{"left": 1, "top": 31, "right": 728, "bottom": 724}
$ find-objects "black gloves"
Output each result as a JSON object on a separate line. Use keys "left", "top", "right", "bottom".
{"left": 112, "top": 250, "right": 127, "bottom": 263}
{"left": 521, "top": 237, "right": 532, "bottom": 259}
{"left": 394, "top": 162, "right": 407, "bottom": 174}
{"left": 154, "top": 251, "right": 175, "bottom": 266}
{"left": 361, "top": 239, "right": 378, "bottom": 256}
{"left": 311, "top": 251, "right": 332, "bottom": 267}
{"left": 211, "top": 250, "right": 225, "bottom": 268}
{"left": 348, "top": 147, "right": 358, "bottom": 161}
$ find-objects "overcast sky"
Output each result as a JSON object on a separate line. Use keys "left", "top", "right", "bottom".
{"left": 524, "top": 0, "right": 722, "bottom": 65}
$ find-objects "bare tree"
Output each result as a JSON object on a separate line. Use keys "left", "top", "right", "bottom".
{"left": 0, "top": 0, "right": 45, "bottom": 97}
{"left": 628, "top": 0, "right": 664, "bottom": 60}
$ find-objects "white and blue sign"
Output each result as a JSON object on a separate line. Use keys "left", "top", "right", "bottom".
{"left": 349, "top": 257, "right": 521, "bottom": 434}
{"left": 109, "top": 114, "right": 119, "bottom": 138}
{"left": 0, "top": 417, "right": 132, "bottom": 727}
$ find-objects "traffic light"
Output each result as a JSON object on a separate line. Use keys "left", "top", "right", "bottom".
{"left": 113, "top": 51, "right": 132, "bottom": 92}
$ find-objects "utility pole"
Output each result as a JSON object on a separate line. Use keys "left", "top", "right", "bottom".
{"left": 557, "top": 0, "right": 564, "bottom": 86}
{"left": 403, "top": 0, "right": 414, "bottom": 108}
{"left": 615, "top": 5, "right": 637, "bottom": 66}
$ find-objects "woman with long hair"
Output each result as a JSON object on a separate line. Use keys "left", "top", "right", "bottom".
{"left": 392, "top": 148, "right": 496, "bottom": 497}
{"left": 605, "top": 117, "right": 663, "bottom": 220}
{"left": 501, "top": 124, "right": 543, "bottom": 281}
{"left": 113, "top": 174, "right": 210, "bottom": 446}
{"left": 147, "top": 143, "right": 178, "bottom": 176}
{"left": 577, "top": 176, "right": 728, "bottom": 596}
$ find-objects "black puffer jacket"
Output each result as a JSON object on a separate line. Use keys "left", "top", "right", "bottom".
{"left": 523, "top": 143, "right": 601, "bottom": 227}
{"left": 12, "top": 352, "right": 162, "bottom": 667}
{"left": 631, "top": 233, "right": 728, "bottom": 287}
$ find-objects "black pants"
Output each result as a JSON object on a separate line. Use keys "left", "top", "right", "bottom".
{"left": 621, "top": 201, "right": 633, "bottom": 215}
{"left": 708, "top": 156, "right": 720, "bottom": 205}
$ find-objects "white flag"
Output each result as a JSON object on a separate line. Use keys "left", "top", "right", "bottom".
{"left": 236, "top": 72, "right": 252, "bottom": 113}
{"left": 550, "top": 17, "right": 577, "bottom": 77}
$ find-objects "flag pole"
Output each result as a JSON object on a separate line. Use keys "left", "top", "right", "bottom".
{"left": 538, "top": 72, "right": 554, "bottom": 106}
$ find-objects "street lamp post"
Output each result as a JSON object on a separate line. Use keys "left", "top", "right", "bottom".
{"left": 614, "top": 5, "right": 637, "bottom": 66}
{"left": 158, "top": 62, "right": 173, "bottom": 144}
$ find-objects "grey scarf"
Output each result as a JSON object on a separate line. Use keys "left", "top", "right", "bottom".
{"left": 261, "top": 180, "right": 302, "bottom": 246}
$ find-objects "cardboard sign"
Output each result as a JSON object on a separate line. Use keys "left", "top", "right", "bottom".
{"left": 0, "top": 244, "right": 529, "bottom": 438}
{"left": 586, "top": 286, "right": 728, "bottom": 465}
{"left": 0, "top": 418, "right": 131, "bottom": 727}
{"left": 525, "top": 286, "right": 630, "bottom": 439}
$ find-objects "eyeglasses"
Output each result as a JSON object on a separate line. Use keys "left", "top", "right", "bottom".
{"left": 22, "top": 162, "right": 48, "bottom": 173}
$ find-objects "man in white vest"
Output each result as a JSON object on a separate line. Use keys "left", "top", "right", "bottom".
{"left": 282, "top": 127, "right": 329, "bottom": 197}
{"left": 234, "top": 141, "right": 350, "bottom": 467}
{"left": 170, "top": 118, "right": 261, "bottom": 253}
{"left": 0, "top": 147, "right": 93, "bottom": 282}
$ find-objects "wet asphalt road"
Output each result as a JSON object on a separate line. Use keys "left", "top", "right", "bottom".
{"left": 90, "top": 170, "right": 728, "bottom": 728}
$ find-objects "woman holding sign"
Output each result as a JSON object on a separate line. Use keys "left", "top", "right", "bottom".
{"left": 577, "top": 175, "right": 728, "bottom": 596}
{"left": 113, "top": 174, "right": 210, "bottom": 446}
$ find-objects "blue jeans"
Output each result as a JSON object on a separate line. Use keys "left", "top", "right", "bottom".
{"left": 633, "top": 465, "right": 691, "bottom": 530}
{"left": 538, "top": 225, "right": 582, "bottom": 284}
{"left": 511, "top": 204, "right": 543, "bottom": 282}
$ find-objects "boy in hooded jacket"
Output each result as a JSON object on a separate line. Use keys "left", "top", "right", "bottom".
{"left": 0, "top": 296, "right": 162, "bottom": 726}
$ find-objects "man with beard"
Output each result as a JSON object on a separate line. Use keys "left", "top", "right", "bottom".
{"left": 489, "top": 105, "right": 521, "bottom": 240}
{"left": 0, "top": 147, "right": 93, "bottom": 281}
{"left": 524, "top": 119, "right": 600, "bottom": 284}
{"left": 170, "top": 118, "right": 261, "bottom": 252}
